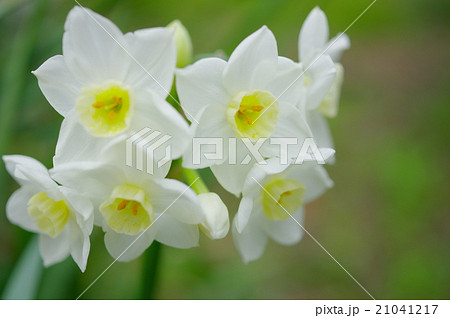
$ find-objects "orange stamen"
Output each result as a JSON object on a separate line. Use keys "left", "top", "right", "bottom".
{"left": 92, "top": 101, "right": 105, "bottom": 108}
{"left": 112, "top": 96, "right": 123, "bottom": 105}
{"left": 251, "top": 105, "right": 264, "bottom": 112}
{"left": 108, "top": 110, "right": 116, "bottom": 121}
{"left": 117, "top": 199, "right": 130, "bottom": 210}
{"left": 238, "top": 105, "right": 247, "bottom": 114}
{"left": 132, "top": 203, "right": 139, "bottom": 216}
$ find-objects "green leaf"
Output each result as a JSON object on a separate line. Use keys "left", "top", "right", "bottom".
{"left": 2, "top": 236, "right": 43, "bottom": 299}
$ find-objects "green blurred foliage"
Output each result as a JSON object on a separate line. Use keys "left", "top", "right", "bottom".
{"left": 0, "top": 0, "right": 449, "bottom": 299}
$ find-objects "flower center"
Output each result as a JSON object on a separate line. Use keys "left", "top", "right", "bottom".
{"left": 226, "top": 90, "right": 279, "bottom": 139}
{"left": 100, "top": 184, "right": 153, "bottom": 235}
{"left": 261, "top": 178, "right": 306, "bottom": 221}
{"left": 27, "top": 192, "right": 70, "bottom": 238}
{"left": 76, "top": 81, "right": 133, "bottom": 137}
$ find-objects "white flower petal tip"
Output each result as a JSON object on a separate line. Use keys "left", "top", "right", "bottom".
{"left": 299, "top": 6, "right": 329, "bottom": 64}
{"left": 313, "top": 6, "right": 325, "bottom": 14}
{"left": 306, "top": 7, "right": 327, "bottom": 27}
{"left": 260, "top": 25, "right": 269, "bottom": 32}
{"left": 223, "top": 25, "right": 278, "bottom": 93}
{"left": 232, "top": 216, "right": 267, "bottom": 263}
{"left": 299, "top": 7, "right": 350, "bottom": 65}
{"left": 198, "top": 192, "right": 229, "bottom": 240}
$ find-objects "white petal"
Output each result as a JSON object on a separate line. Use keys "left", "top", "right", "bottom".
{"left": 261, "top": 209, "right": 304, "bottom": 245}
{"left": 232, "top": 213, "right": 267, "bottom": 263}
{"left": 299, "top": 7, "right": 329, "bottom": 65}
{"left": 182, "top": 105, "right": 234, "bottom": 169}
{"left": 59, "top": 186, "right": 94, "bottom": 224}
{"left": 262, "top": 102, "right": 312, "bottom": 159}
{"left": 317, "top": 63, "right": 344, "bottom": 118}
{"left": 235, "top": 195, "right": 254, "bottom": 233}
{"left": 3, "top": 155, "right": 61, "bottom": 200}
{"left": 154, "top": 213, "right": 199, "bottom": 248}
{"left": 147, "top": 178, "right": 204, "bottom": 224}
{"left": 326, "top": 33, "right": 350, "bottom": 62}
{"left": 3, "top": 155, "right": 48, "bottom": 187}
{"left": 307, "top": 111, "right": 334, "bottom": 150}
{"left": 267, "top": 57, "right": 304, "bottom": 107}
{"left": 62, "top": 6, "right": 128, "bottom": 82}
{"left": 209, "top": 138, "right": 257, "bottom": 196}
{"left": 286, "top": 164, "right": 333, "bottom": 203}
{"left": 123, "top": 27, "right": 176, "bottom": 97}
{"left": 132, "top": 91, "right": 190, "bottom": 160}
{"left": 242, "top": 162, "right": 271, "bottom": 197}
{"left": 39, "top": 229, "right": 70, "bottom": 267}
{"left": 223, "top": 26, "right": 278, "bottom": 94}
{"left": 104, "top": 229, "right": 156, "bottom": 262}
{"left": 176, "top": 57, "right": 230, "bottom": 121}
{"left": 305, "top": 55, "right": 336, "bottom": 111}
{"left": 53, "top": 111, "right": 111, "bottom": 167}
{"left": 6, "top": 187, "right": 39, "bottom": 233}
{"left": 15, "top": 166, "right": 62, "bottom": 201}
{"left": 198, "top": 192, "right": 229, "bottom": 239}
{"left": 68, "top": 219, "right": 91, "bottom": 272}
{"left": 274, "top": 102, "right": 312, "bottom": 139}
{"left": 32, "top": 55, "right": 81, "bottom": 116}
{"left": 210, "top": 161, "right": 253, "bottom": 196}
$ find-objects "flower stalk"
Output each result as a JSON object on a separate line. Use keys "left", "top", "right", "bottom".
{"left": 140, "top": 241, "right": 162, "bottom": 299}
{"left": 182, "top": 167, "right": 209, "bottom": 194}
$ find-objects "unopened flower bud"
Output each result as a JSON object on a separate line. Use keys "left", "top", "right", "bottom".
{"left": 167, "top": 19, "right": 193, "bottom": 68}
{"left": 198, "top": 192, "right": 229, "bottom": 240}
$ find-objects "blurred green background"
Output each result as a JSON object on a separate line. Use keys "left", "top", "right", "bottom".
{"left": 0, "top": 0, "right": 449, "bottom": 299}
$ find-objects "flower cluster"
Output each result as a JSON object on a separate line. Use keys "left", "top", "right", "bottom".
{"left": 3, "top": 6, "right": 349, "bottom": 270}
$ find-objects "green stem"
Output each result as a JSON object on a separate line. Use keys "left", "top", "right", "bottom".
{"left": 140, "top": 241, "right": 162, "bottom": 299}
{"left": 182, "top": 168, "right": 209, "bottom": 194}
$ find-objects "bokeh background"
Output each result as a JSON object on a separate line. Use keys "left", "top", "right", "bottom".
{"left": 0, "top": 0, "right": 449, "bottom": 299}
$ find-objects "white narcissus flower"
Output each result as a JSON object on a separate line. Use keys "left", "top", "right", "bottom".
{"left": 298, "top": 6, "right": 350, "bottom": 149}
{"left": 197, "top": 192, "right": 229, "bottom": 240}
{"left": 51, "top": 161, "right": 205, "bottom": 262}
{"left": 232, "top": 159, "right": 333, "bottom": 263}
{"left": 33, "top": 6, "right": 190, "bottom": 166}
{"left": 3, "top": 155, "right": 94, "bottom": 271}
{"left": 176, "top": 26, "right": 313, "bottom": 196}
